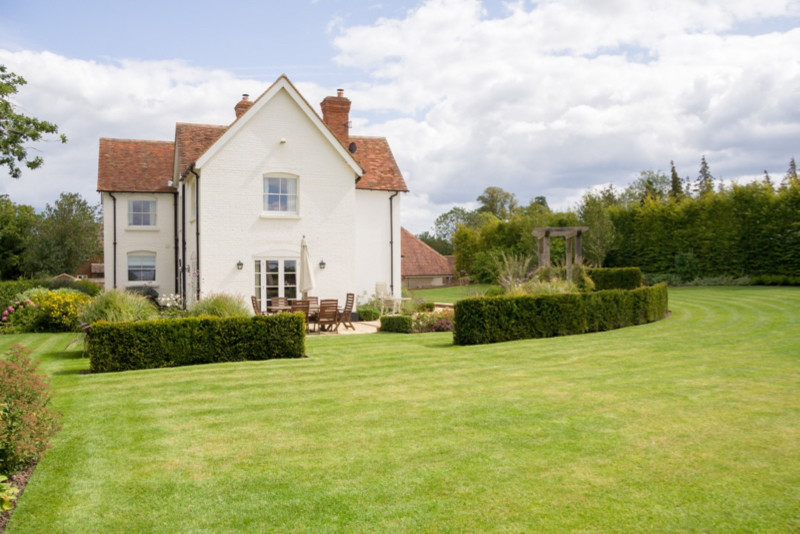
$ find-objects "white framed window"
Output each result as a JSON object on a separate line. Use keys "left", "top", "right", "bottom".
{"left": 128, "top": 253, "right": 156, "bottom": 282}
{"left": 254, "top": 259, "right": 297, "bottom": 305}
{"left": 128, "top": 200, "right": 157, "bottom": 226}
{"left": 263, "top": 175, "right": 298, "bottom": 214}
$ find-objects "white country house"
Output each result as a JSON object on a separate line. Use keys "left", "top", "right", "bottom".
{"left": 97, "top": 75, "right": 408, "bottom": 312}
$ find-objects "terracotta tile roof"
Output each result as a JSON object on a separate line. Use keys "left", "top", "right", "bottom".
{"left": 401, "top": 227, "right": 452, "bottom": 277}
{"left": 351, "top": 136, "right": 408, "bottom": 192}
{"left": 97, "top": 139, "right": 175, "bottom": 192}
{"left": 175, "top": 123, "right": 228, "bottom": 176}
{"left": 98, "top": 76, "right": 408, "bottom": 193}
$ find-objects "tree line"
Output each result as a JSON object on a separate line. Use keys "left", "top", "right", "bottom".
{"left": 418, "top": 157, "right": 800, "bottom": 283}
{"left": 0, "top": 193, "right": 102, "bottom": 280}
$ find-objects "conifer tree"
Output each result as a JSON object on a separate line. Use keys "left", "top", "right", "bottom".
{"left": 782, "top": 157, "right": 798, "bottom": 188}
{"left": 694, "top": 156, "right": 714, "bottom": 196}
{"left": 669, "top": 160, "right": 684, "bottom": 201}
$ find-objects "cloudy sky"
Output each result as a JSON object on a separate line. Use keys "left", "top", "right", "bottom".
{"left": 1, "top": 0, "right": 799, "bottom": 234}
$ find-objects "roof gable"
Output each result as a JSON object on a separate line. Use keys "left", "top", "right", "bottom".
{"left": 194, "top": 75, "right": 362, "bottom": 177}
{"left": 97, "top": 138, "right": 175, "bottom": 193}
{"left": 401, "top": 227, "right": 452, "bottom": 277}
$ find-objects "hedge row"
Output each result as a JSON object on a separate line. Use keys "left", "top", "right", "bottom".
{"left": 87, "top": 313, "right": 305, "bottom": 373}
{"left": 751, "top": 274, "right": 800, "bottom": 286}
{"left": 453, "top": 283, "right": 668, "bottom": 345}
{"left": 588, "top": 267, "right": 644, "bottom": 290}
{"left": 380, "top": 315, "right": 413, "bottom": 333}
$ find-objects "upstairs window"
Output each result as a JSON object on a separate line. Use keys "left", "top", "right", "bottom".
{"left": 263, "top": 176, "right": 297, "bottom": 214}
{"left": 128, "top": 200, "right": 157, "bottom": 226}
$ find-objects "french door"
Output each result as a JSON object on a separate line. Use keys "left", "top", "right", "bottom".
{"left": 254, "top": 258, "right": 297, "bottom": 310}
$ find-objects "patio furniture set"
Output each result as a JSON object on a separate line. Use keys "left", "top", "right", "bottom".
{"left": 251, "top": 293, "right": 355, "bottom": 334}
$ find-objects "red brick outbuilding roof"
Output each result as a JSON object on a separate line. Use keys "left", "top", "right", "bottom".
{"left": 401, "top": 227, "right": 452, "bottom": 277}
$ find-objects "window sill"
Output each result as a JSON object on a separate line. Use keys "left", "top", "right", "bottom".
{"left": 260, "top": 212, "right": 300, "bottom": 220}
{"left": 125, "top": 226, "right": 159, "bottom": 232}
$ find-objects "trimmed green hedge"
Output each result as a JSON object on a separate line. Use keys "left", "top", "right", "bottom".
{"left": 453, "top": 283, "right": 668, "bottom": 345}
{"left": 589, "top": 267, "right": 644, "bottom": 290}
{"left": 380, "top": 315, "right": 413, "bottom": 333}
{"left": 87, "top": 313, "right": 305, "bottom": 373}
{"left": 751, "top": 274, "right": 800, "bottom": 286}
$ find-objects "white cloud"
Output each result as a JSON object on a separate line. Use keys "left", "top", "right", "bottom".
{"left": 332, "top": 0, "right": 800, "bottom": 232}
{"left": 0, "top": 50, "right": 263, "bottom": 210}
{"left": 2, "top": 0, "right": 799, "bottom": 238}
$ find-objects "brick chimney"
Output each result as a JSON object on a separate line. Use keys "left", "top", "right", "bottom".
{"left": 234, "top": 94, "right": 253, "bottom": 119}
{"left": 320, "top": 89, "right": 351, "bottom": 144}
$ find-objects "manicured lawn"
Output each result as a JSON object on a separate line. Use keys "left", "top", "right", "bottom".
{"left": 409, "top": 283, "right": 498, "bottom": 303}
{"left": 2, "top": 287, "right": 799, "bottom": 532}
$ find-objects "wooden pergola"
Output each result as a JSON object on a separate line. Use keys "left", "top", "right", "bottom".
{"left": 532, "top": 226, "right": 589, "bottom": 278}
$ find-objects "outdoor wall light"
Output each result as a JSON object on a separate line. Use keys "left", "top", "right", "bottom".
{"left": 319, "top": 259, "right": 326, "bottom": 270}
{"left": 236, "top": 260, "right": 244, "bottom": 271}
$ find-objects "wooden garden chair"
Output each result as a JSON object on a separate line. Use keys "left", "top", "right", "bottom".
{"left": 251, "top": 296, "right": 262, "bottom": 316}
{"left": 339, "top": 293, "right": 355, "bottom": 331}
{"left": 317, "top": 299, "right": 340, "bottom": 333}
{"left": 290, "top": 299, "right": 312, "bottom": 332}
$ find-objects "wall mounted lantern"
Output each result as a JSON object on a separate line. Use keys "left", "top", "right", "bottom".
{"left": 236, "top": 260, "right": 244, "bottom": 271}
{"left": 319, "top": 259, "right": 326, "bottom": 270}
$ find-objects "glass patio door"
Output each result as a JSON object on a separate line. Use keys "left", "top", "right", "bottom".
{"left": 254, "top": 259, "right": 298, "bottom": 310}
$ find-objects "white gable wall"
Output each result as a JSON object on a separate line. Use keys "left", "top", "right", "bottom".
{"left": 192, "top": 87, "right": 360, "bottom": 305}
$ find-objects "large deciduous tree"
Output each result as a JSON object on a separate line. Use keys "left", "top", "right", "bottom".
{"left": 476, "top": 186, "right": 518, "bottom": 220}
{"left": 23, "top": 193, "right": 101, "bottom": 276}
{"left": 0, "top": 65, "right": 67, "bottom": 178}
{"left": 0, "top": 195, "right": 36, "bottom": 279}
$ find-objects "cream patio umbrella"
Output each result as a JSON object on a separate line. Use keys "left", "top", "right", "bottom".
{"left": 299, "top": 236, "right": 315, "bottom": 299}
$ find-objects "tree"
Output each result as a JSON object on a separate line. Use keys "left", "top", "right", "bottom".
{"left": 476, "top": 186, "right": 518, "bottom": 220}
{"left": 1, "top": 65, "right": 67, "bottom": 178}
{"left": 23, "top": 193, "right": 101, "bottom": 276}
{"left": 0, "top": 195, "right": 36, "bottom": 279}
{"left": 695, "top": 155, "right": 714, "bottom": 196}
{"left": 433, "top": 206, "right": 482, "bottom": 241}
{"left": 416, "top": 230, "right": 453, "bottom": 255}
{"left": 577, "top": 190, "right": 617, "bottom": 266}
{"left": 669, "top": 161, "right": 684, "bottom": 201}
{"left": 782, "top": 157, "right": 798, "bottom": 189}
{"left": 622, "top": 170, "right": 669, "bottom": 205}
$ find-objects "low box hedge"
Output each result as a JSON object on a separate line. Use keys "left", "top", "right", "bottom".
{"left": 589, "top": 267, "right": 644, "bottom": 290}
{"left": 87, "top": 313, "right": 305, "bottom": 373}
{"left": 380, "top": 315, "right": 413, "bottom": 333}
{"left": 453, "top": 283, "right": 668, "bottom": 345}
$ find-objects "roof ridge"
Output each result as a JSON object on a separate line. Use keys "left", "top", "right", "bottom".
{"left": 175, "top": 122, "right": 228, "bottom": 129}
{"left": 100, "top": 138, "right": 173, "bottom": 144}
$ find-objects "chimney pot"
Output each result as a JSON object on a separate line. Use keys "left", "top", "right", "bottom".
{"left": 337, "top": 89, "right": 344, "bottom": 97}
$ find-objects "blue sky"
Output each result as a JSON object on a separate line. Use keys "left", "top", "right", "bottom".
{"left": 1, "top": 0, "right": 799, "bottom": 233}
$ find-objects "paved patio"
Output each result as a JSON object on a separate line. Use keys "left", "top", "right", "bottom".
{"left": 314, "top": 320, "right": 380, "bottom": 335}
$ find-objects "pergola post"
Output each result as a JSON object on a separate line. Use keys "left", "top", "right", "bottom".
{"left": 532, "top": 226, "right": 589, "bottom": 277}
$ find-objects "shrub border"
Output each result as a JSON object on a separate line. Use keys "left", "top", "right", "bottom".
{"left": 379, "top": 315, "right": 413, "bottom": 333}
